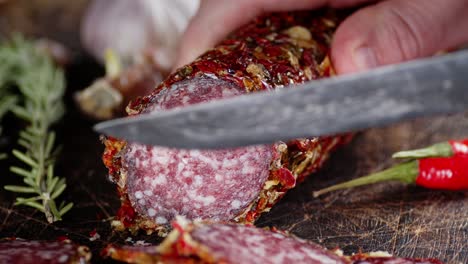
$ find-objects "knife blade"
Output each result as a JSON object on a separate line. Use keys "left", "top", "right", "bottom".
{"left": 94, "top": 50, "right": 468, "bottom": 149}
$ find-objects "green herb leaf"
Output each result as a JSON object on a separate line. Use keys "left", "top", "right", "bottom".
{"left": 4, "top": 185, "right": 36, "bottom": 193}
{"left": 59, "top": 202, "right": 73, "bottom": 216}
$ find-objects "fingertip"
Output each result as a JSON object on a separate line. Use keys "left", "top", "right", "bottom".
{"left": 331, "top": 7, "right": 379, "bottom": 74}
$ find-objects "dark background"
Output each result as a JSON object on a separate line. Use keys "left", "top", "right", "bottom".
{"left": 0, "top": 1, "right": 466, "bottom": 263}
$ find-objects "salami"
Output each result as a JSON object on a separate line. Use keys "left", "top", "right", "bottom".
{"left": 103, "top": 10, "right": 353, "bottom": 235}
{"left": 0, "top": 238, "right": 91, "bottom": 264}
{"left": 104, "top": 219, "right": 443, "bottom": 264}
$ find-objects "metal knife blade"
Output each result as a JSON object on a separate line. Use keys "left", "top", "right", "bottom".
{"left": 94, "top": 50, "right": 468, "bottom": 149}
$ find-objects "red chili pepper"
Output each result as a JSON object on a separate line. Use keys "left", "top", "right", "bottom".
{"left": 417, "top": 156, "right": 467, "bottom": 189}
{"left": 313, "top": 140, "right": 468, "bottom": 197}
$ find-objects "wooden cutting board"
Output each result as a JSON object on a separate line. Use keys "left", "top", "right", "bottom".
{"left": 0, "top": 1, "right": 466, "bottom": 263}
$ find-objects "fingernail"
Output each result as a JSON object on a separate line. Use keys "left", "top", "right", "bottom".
{"left": 353, "top": 46, "right": 378, "bottom": 71}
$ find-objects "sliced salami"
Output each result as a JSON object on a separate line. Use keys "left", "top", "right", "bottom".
{"left": 105, "top": 218, "right": 346, "bottom": 264}
{"left": 104, "top": 219, "right": 443, "bottom": 264}
{"left": 0, "top": 239, "right": 91, "bottom": 264}
{"left": 103, "top": 10, "right": 353, "bottom": 235}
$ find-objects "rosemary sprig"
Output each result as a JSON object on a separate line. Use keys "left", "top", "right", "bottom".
{"left": 0, "top": 35, "right": 72, "bottom": 223}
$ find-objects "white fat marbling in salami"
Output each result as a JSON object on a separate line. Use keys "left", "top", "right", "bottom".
{"left": 122, "top": 78, "right": 274, "bottom": 225}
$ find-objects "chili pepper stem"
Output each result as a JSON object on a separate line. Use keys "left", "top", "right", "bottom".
{"left": 392, "top": 142, "right": 452, "bottom": 159}
{"left": 313, "top": 161, "right": 419, "bottom": 198}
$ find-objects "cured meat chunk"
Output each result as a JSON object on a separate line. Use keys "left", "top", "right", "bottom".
{"left": 104, "top": 219, "right": 443, "bottom": 264}
{"left": 103, "top": 10, "right": 353, "bottom": 235}
{"left": 0, "top": 239, "right": 91, "bottom": 264}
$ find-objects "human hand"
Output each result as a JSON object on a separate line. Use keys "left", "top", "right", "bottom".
{"left": 174, "top": 0, "right": 468, "bottom": 74}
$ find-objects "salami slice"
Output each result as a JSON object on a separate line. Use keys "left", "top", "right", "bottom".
{"left": 105, "top": 218, "right": 346, "bottom": 264}
{"left": 0, "top": 238, "right": 91, "bottom": 264}
{"left": 103, "top": 10, "right": 353, "bottom": 235}
{"left": 104, "top": 219, "right": 443, "bottom": 264}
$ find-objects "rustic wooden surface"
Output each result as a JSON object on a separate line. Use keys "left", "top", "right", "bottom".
{"left": 0, "top": 1, "right": 466, "bottom": 263}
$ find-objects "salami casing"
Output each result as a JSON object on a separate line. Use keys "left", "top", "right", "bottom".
{"left": 103, "top": 10, "right": 352, "bottom": 235}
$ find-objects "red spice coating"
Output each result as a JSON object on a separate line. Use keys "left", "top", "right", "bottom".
{"left": 103, "top": 10, "right": 353, "bottom": 235}
{"left": 417, "top": 156, "right": 468, "bottom": 190}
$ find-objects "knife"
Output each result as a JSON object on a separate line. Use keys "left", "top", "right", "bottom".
{"left": 94, "top": 50, "right": 468, "bottom": 149}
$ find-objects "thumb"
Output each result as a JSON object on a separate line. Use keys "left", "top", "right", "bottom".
{"left": 331, "top": 0, "right": 468, "bottom": 74}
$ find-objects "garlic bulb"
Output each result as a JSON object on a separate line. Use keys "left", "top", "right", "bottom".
{"left": 81, "top": 0, "right": 199, "bottom": 71}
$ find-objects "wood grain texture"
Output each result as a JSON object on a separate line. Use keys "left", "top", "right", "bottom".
{"left": 0, "top": 1, "right": 466, "bottom": 263}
